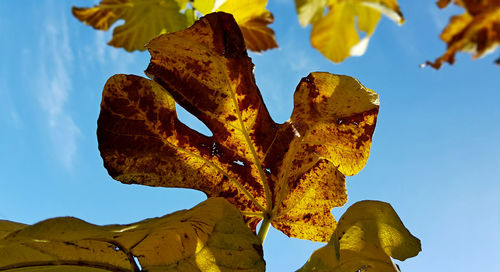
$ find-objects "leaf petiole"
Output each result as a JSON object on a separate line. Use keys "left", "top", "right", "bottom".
{"left": 257, "top": 213, "right": 271, "bottom": 244}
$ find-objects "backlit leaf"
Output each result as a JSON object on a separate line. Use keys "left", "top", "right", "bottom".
{"left": 298, "top": 200, "right": 421, "bottom": 272}
{"left": 174, "top": 0, "right": 190, "bottom": 9}
{"left": 297, "top": 0, "right": 404, "bottom": 63}
{"left": 97, "top": 12, "right": 379, "bottom": 242}
{"left": 425, "top": 0, "right": 500, "bottom": 69}
{"left": 295, "top": 0, "right": 328, "bottom": 26}
{"left": 192, "top": 0, "right": 222, "bottom": 14}
{"left": 210, "top": 0, "right": 278, "bottom": 52}
{"left": 0, "top": 221, "right": 26, "bottom": 239}
{"left": 0, "top": 198, "right": 265, "bottom": 272}
{"left": 72, "top": 0, "right": 188, "bottom": 52}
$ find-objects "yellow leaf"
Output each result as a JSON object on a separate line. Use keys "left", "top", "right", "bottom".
{"left": 72, "top": 0, "right": 188, "bottom": 52}
{"left": 425, "top": 0, "right": 500, "bottom": 69}
{"left": 298, "top": 200, "right": 421, "bottom": 272}
{"left": 174, "top": 0, "right": 190, "bottom": 9}
{"left": 192, "top": 0, "right": 220, "bottom": 14}
{"left": 295, "top": 0, "right": 328, "bottom": 26}
{"left": 300, "top": 0, "right": 403, "bottom": 63}
{"left": 193, "top": 0, "right": 278, "bottom": 52}
{"left": 354, "top": 0, "right": 404, "bottom": 23}
{"left": 0, "top": 198, "right": 265, "bottom": 272}
{"left": 97, "top": 13, "right": 379, "bottom": 242}
{"left": 214, "top": 0, "right": 278, "bottom": 52}
{"left": 0, "top": 220, "right": 26, "bottom": 239}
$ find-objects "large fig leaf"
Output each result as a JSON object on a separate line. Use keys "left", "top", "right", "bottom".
{"left": 72, "top": 0, "right": 189, "bottom": 52}
{"left": 97, "top": 12, "right": 379, "bottom": 242}
{"left": 425, "top": 0, "right": 500, "bottom": 69}
{"left": 296, "top": 0, "right": 404, "bottom": 63}
{"left": 298, "top": 200, "right": 421, "bottom": 272}
{"left": 0, "top": 198, "right": 265, "bottom": 272}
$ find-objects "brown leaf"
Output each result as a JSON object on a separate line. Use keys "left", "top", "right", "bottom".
{"left": 97, "top": 12, "right": 379, "bottom": 242}
{"left": 238, "top": 11, "right": 277, "bottom": 52}
{"left": 426, "top": 0, "right": 500, "bottom": 68}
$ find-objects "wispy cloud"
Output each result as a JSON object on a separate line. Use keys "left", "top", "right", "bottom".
{"left": 82, "top": 28, "right": 137, "bottom": 73}
{"left": 94, "top": 31, "right": 107, "bottom": 64}
{"left": 0, "top": 73, "right": 23, "bottom": 130}
{"left": 37, "top": 4, "right": 80, "bottom": 170}
{"left": 288, "top": 49, "right": 315, "bottom": 72}
{"left": 429, "top": 3, "right": 449, "bottom": 31}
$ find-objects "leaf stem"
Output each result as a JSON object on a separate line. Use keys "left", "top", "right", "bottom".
{"left": 257, "top": 214, "right": 271, "bottom": 244}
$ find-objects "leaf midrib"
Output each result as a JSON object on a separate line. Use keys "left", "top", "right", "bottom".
{"left": 161, "top": 36, "right": 273, "bottom": 214}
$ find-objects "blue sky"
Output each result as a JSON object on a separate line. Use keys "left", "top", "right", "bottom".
{"left": 1, "top": 0, "right": 499, "bottom": 271}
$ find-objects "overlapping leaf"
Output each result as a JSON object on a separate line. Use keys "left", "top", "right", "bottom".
{"left": 298, "top": 200, "right": 421, "bottom": 272}
{"left": 73, "top": 0, "right": 277, "bottom": 53}
{"left": 296, "top": 0, "right": 328, "bottom": 26}
{"left": 193, "top": 0, "right": 278, "bottom": 52}
{"left": 72, "top": 0, "right": 189, "bottom": 52}
{"left": 425, "top": 0, "right": 500, "bottom": 68}
{"left": 0, "top": 198, "right": 265, "bottom": 272}
{"left": 295, "top": 0, "right": 404, "bottom": 63}
{"left": 97, "top": 12, "right": 379, "bottom": 242}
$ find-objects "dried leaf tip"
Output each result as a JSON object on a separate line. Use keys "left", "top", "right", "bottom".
{"left": 426, "top": 0, "right": 500, "bottom": 68}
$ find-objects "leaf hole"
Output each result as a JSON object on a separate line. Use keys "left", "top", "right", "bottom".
{"left": 233, "top": 160, "right": 245, "bottom": 166}
{"left": 290, "top": 122, "right": 301, "bottom": 137}
{"left": 114, "top": 246, "right": 120, "bottom": 251}
{"left": 265, "top": 168, "right": 271, "bottom": 174}
{"left": 133, "top": 255, "right": 143, "bottom": 271}
{"left": 175, "top": 102, "right": 213, "bottom": 137}
{"left": 356, "top": 265, "right": 371, "bottom": 272}
{"left": 211, "top": 142, "right": 223, "bottom": 157}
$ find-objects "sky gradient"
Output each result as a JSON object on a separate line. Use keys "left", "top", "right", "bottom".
{"left": 1, "top": 0, "right": 499, "bottom": 271}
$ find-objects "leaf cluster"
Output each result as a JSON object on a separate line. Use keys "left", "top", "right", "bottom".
{"left": 0, "top": 2, "right": 430, "bottom": 271}
{"left": 72, "top": 0, "right": 277, "bottom": 52}
{"left": 73, "top": 0, "right": 500, "bottom": 67}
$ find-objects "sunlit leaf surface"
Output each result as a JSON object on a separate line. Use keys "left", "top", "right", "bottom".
{"left": 295, "top": 0, "right": 328, "bottom": 26}
{"left": 298, "top": 200, "right": 421, "bottom": 272}
{"left": 193, "top": 0, "right": 278, "bottom": 52}
{"left": 72, "top": 0, "right": 188, "bottom": 52}
{"left": 426, "top": 0, "right": 500, "bottom": 68}
{"left": 74, "top": 0, "right": 277, "bottom": 53}
{"left": 97, "top": 12, "right": 379, "bottom": 242}
{"left": 0, "top": 198, "right": 265, "bottom": 272}
{"left": 215, "top": 0, "right": 278, "bottom": 52}
{"left": 296, "top": 0, "right": 404, "bottom": 63}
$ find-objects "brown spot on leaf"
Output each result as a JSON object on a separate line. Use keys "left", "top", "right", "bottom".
{"left": 97, "top": 14, "right": 378, "bottom": 243}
